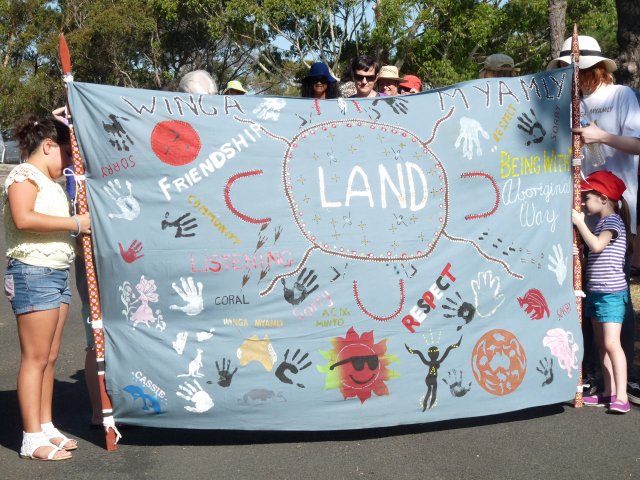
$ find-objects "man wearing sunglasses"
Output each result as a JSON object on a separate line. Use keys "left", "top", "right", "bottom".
{"left": 348, "top": 55, "right": 380, "bottom": 98}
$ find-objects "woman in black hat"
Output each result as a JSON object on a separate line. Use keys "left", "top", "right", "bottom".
{"left": 300, "top": 62, "right": 339, "bottom": 99}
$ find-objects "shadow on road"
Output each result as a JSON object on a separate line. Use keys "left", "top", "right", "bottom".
{"left": 115, "top": 402, "right": 567, "bottom": 446}
{"left": 0, "top": 372, "right": 108, "bottom": 453}
{"left": 0, "top": 368, "right": 568, "bottom": 450}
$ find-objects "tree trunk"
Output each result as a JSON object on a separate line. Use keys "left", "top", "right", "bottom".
{"left": 615, "top": 0, "right": 640, "bottom": 88}
{"left": 548, "top": 0, "right": 568, "bottom": 58}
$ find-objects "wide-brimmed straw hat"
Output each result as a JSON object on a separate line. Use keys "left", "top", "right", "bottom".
{"left": 377, "top": 65, "right": 401, "bottom": 82}
{"left": 547, "top": 35, "right": 617, "bottom": 72}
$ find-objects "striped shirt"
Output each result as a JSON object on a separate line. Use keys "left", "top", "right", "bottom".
{"left": 586, "top": 214, "right": 627, "bottom": 293}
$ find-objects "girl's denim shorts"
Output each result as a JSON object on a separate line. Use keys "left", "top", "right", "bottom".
{"left": 4, "top": 259, "right": 71, "bottom": 315}
{"left": 584, "top": 290, "right": 628, "bottom": 324}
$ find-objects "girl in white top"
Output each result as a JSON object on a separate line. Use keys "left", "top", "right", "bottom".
{"left": 3, "top": 115, "right": 90, "bottom": 460}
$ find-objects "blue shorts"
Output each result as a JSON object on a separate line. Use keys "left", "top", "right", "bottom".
{"left": 4, "top": 259, "right": 71, "bottom": 315}
{"left": 585, "top": 290, "right": 628, "bottom": 323}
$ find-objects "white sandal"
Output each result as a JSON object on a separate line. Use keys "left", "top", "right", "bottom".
{"left": 19, "top": 431, "right": 71, "bottom": 461}
{"left": 42, "top": 422, "right": 78, "bottom": 451}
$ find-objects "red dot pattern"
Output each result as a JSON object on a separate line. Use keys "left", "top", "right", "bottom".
{"left": 70, "top": 126, "right": 109, "bottom": 386}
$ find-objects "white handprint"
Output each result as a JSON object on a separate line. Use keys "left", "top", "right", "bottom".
{"left": 252, "top": 98, "right": 286, "bottom": 121}
{"left": 547, "top": 243, "right": 568, "bottom": 286}
{"left": 176, "top": 379, "right": 214, "bottom": 413}
{"left": 104, "top": 179, "right": 140, "bottom": 220}
{"left": 471, "top": 270, "right": 506, "bottom": 317}
{"left": 172, "top": 331, "right": 188, "bottom": 355}
{"left": 454, "top": 117, "right": 489, "bottom": 160}
{"left": 169, "top": 277, "right": 204, "bottom": 316}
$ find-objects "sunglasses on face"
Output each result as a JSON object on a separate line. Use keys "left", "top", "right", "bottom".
{"left": 309, "top": 76, "right": 328, "bottom": 84}
{"left": 354, "top": 73, "right": 377, "bottom": 83}
{"left": 329, "top": 354, "right": 379, "bottom": 371}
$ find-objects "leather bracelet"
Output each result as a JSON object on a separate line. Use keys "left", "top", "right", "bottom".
{"left": 70, "top": 215, "right": 81, "bottom": 238}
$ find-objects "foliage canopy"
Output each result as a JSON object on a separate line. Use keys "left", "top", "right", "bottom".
{"left": 0, "top": 0, "right": 621, "bottom": 129}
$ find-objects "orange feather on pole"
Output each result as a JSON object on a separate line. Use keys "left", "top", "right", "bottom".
{"left": 59, "top": 33, "right": 72, "bottom": 76}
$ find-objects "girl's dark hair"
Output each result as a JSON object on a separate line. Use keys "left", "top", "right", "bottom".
{"left": 300, "top": 79, "right": 340, "bottom": 99}
{"left": 614, "top": 197, "right": 634, "bottom": 255}
{"left": 12, "top": 114, "right": 71, "bottom": 157}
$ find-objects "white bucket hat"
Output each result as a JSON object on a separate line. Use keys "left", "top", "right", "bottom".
{"left": 547, "top": 35, "right": 617, "bottom": 72}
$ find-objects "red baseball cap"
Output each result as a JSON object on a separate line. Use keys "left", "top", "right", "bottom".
{"left": 399, "top": 75, "right": 422, "bottom": 92}
{"left": 580, "top": 170, "right": 626, "bottom": 201}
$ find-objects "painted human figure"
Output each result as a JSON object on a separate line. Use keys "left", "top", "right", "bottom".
{"left": 128, "top": 276, "right": 161, "bottom": 328}
{"left": 130, "top": 299, "right": 155, "bottom": 327}
{"left": 405, "top": 337, "right": 462, "bottom": 411}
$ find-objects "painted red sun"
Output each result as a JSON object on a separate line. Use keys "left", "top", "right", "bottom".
{"left": 318, "top": 326, "right": 399, "bottom": 403}
{"left": 150, "top": 120, "right": 201, "bottom": 166}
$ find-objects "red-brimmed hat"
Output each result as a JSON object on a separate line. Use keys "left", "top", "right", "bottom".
{"left": 580, "top": 170, "right": 626, "bottom": 201}
{"left": 399, "top": 75, "right": 422, "bottom": 91}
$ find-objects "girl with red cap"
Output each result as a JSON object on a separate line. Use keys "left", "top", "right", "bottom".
{"left": 572, "top": 170, "right": 632, "bottom": 413}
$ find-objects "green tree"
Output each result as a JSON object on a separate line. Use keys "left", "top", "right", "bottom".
{"left": 0, "top": 0, "right": 626, "bottom": 131}
{"left": 366, "top": 0, "right": 617, "bottom": 87}
{"left": 60, "top": 0, "right": 164, "bottom": 87}
{"left": 614, "top": 0, "right": 639, "bottom": 87}
{"left": 0, "top": 0, "right": 63, "bottom": 128}
{"left": 369, "top": 0, "right": 550, "bottom": 87}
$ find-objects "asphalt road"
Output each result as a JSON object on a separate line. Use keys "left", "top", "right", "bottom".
{"left": 0, "top": 164, "right": 638, "bottom": 479}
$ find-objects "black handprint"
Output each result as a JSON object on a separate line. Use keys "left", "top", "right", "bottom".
{"left": 215, "top": 358, "right": 238, "bottom": 388}
{"left": 102, "top": 114, "right": 134, "bottom": 151}
{"left": 281, "top": 268, "right": 319, "bottom": 305}
{"left": 161, "top": 212, "right": 198, "bottom": 238}
{"left": 442, "top": 292, "right": 476, "bottom": 331}
{"left": 517, "top": 108, "right": 546, "bottom": 146}
{"left": 536, "top": 357, "right": 554, "bottom": 386}
{"left": 442, "top": 369, "right": 472, "bottom": 397}
{"left": 372, "top": 97, "right": 409, "bottom": 115}
{"left": 275, "top": 348, "right": 312, "bottom": 388}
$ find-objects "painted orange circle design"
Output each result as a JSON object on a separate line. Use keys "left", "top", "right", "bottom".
{"left": 150, "top": 120, "right": 201, "bottom": 166}
{"left": 471, "top": 329, "right": 526, "bottom": 396}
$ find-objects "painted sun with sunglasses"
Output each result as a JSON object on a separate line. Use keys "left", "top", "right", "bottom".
{"left": 318, "top": 326, "right": 399, "bottom": 403}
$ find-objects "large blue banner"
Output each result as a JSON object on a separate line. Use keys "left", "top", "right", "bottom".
{"left": 68, "top": 66, "right": 582, "bottom": 430}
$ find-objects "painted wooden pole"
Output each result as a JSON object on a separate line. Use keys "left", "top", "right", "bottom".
{"left": 59, "top": 33, "right": 119, "bottom": 450}
{"left": 570, "top": 25, "right": 585, "bottom": 408}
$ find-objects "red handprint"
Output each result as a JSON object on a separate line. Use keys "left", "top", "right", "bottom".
{"left": 119, "top": 240, "right": 144, "bottom": 263}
